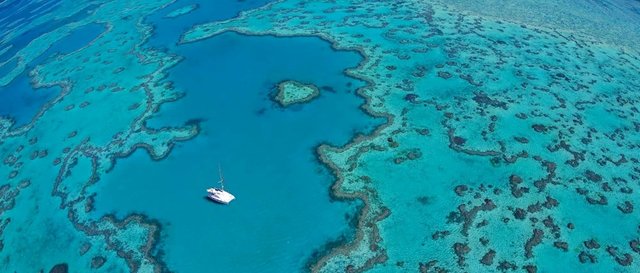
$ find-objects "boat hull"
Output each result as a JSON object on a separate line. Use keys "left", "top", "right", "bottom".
{"left": 206, "top": 188, "right": 235, "bottom": 204}
{"left": 207, "top": 195, "right": 233, "bottom": 204}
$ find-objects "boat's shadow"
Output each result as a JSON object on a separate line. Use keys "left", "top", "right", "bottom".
{"left": 203, "top": 196, "right": 226, "bottom": 205}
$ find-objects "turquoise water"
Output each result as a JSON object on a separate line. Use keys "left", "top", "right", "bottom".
{"left": 93, "top": 32, "right": 380, "bottom": 272}
{"left": 0, "top": 6, "right": 103, "bottom": 129}
{"left": 2, "top": 0, "right": 640, "bottom": 272}
{"left": 28, "top": 22, "right": 105, "bottom": 67}
{"left": 0, "top": 72, "right": 58, "bottom": 128}
{"left": 0, "top": 1, "right": 98, "bottom": 63}
{"left": 145, "top": 0, "right": 271, "bottom": 49}
{"left": 184, "top": 1, "right": 640, "bottom": 272}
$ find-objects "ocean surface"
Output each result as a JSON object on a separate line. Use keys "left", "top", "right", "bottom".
{"left": 93, "top": 32, "right": 380, "bottom": 272}
{"left": 1, "top": 0, "right": 640, "bottom": 273}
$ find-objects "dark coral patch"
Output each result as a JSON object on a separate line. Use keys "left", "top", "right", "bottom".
{"left": 91, "top": 256, "right": 107, "bottom": 269}
{"left": 49, "top": 263, "right": 68, "bottom": 273}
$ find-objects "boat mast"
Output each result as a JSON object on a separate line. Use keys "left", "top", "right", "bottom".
{"left": 218, "top": 164, "right": 224, "bottom": 190}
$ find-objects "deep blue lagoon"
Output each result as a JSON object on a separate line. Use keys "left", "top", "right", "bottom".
{"left": 0, "top": 72, "right": 58, "bottom": 128}
{"left": 93, "top": 32, "right": 380, "bottom": 272}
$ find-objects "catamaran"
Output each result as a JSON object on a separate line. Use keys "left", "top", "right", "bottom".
{"left": 206, "top": 165, "right": 236, "bottom": 204}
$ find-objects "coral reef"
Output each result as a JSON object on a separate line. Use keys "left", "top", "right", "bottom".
{"left": 274, "top": 80, "right": 320, "bottom": 107}
{"left": 183, "top": 0, "right": 640, "bottom": 272}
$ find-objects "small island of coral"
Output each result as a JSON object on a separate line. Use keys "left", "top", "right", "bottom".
{"left": 274, "top": 80, "right": 320, "bottom": 107}
{"left": 164, "top": 4, "right": 198, "bottom": 18}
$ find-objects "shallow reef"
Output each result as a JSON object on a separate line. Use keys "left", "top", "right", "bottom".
{"left": 274, "top": 80, "right": 320, "bottom": 107}
{"left": 1, "top": 0, "right": 197, "bottom": 272}
{"left": 1, "top": 0, "right": 640, "bottom": 272}
{"left": 183, "top": 0, "right": 640, "bottom": 272}
{"left": 164, "top": 4, "right": 198, "bottom": 19}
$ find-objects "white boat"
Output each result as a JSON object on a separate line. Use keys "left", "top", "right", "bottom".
{"left": 207, "top": 165, "right": 235, "bottom": 204}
